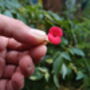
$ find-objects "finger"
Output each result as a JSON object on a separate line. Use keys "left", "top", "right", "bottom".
{"left": 0, "top": 15, "right": 48, "bottom": 46}
{"left": 7, "top": 38, "right": 32, "bottom": 50}
{"left": 7, "top": 38, "right": 22, "bottom": 50}
{"left": 6, "top": 51, "right": 35, "bottom": 77}
{"left": 6, "top": 51, "right": 20, "bottom": 65}
{"left": 0, "top": 57, "right": 5, "bottom": 78}
{"left": 3, "top": 65, "right": 16, "bottom": 79}
{"left": 0, "top": 80, "right": 7, "bottom": 90}
{"left": 6, "top": 80, "right": 14, "bottom": 90}
{"left": 11, "top": 72, "right": 24, "bottom": 90}
{"left": 29, "top": 45, "right": 47, "bottom": 64}
{"left": 0, "top": 36, "right": 28, "bottom": 51}
{"left": 0, "top": 50, "right": 7, "bottom": 58}
{"left": 19, "top": 55, "right": 35, "bottom": 77}
{"left": 0, "top": 36, "right": 8, "bottom": 51}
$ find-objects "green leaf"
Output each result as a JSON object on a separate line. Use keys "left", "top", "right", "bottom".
{"left": 44, "top": 12, "right": 53, "bottom": 21}
{"left": 53, "top": 75, "right": 60, "bottom": 88}
{"left": 46, "top": 58, "right": 53, "bottom": 64}
{"left": 76, "top": 71, "right": 85, "bottom": 80}
{"left": 61, "top": 52, "right": 71, "bottom": 61}
{"left": 38, "top": 67, "right": 48, "bottom": 73}
{"left": 16, "top": 14, "right": 27, "bottom": 23}
{"left": 30, "top": 75, "right": 42, "bottom": 81}
{"left": 38, "top": 67, "right": 50, "bottom": 81}
{"left": 69, "top": 63, "right": 77, "bottom": 73}
{"left": 53, "top": 53, "right": 63, "bottom": 75}
{"left": 69, "top": 48, "right": 85, "bottom": 57}
{"left": 61, "top": 38, "right": 69, "bottom": 46}
{"left": 53, "top": 51, "right": 61, "bottom": 60}
{"left": 61, "top": 64, "right": 68, "bottom": 79}
{"left": 3, "top": 10, "right": 13, "bottom": 17}
{"left": 49, "top": 11, "right": 63, "bottom": 21}
{"left": 5, "top": 0, "right": 21, "bottom": 9}
{"left": 45, "top": 72, "right": 50, "bottom": 82}
{"left": 30, "top": 69, "right": 43, "bottom": 81}
{"left": 30, "top": 67, "right": 50, "bottom": 81}
{"left": 0, "top": 0, "right": 5, "bottom": 7}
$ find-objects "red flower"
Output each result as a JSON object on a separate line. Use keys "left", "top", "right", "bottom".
{"left": 48, "top": 26, "right": 63, "bottom": 45}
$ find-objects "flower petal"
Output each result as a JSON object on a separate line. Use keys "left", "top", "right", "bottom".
{"left": 49, "top": 26, "right": 63, "bottom": 37}
{"left": 48, "top": 33, "right": 62, "bottom": 45}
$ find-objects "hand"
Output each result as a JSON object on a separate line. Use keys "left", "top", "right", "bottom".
{"left": 0, "top": 14, "right": 47, "bottom": 90}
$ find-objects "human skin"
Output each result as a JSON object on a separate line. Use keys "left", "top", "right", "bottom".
{"left": 0, "top": 14, "right": 48, "bottom": 90}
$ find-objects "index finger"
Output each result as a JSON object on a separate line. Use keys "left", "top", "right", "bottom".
{"left": 0, "top": 14, "right": 48, "bottom": 46}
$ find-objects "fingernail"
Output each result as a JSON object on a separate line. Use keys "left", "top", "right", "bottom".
{"left": 30, "top": 29, "right": 48, "bottom": 41}
{"left": 31, "top": 28, "right": 46, "bottom": 35}
{"left": 31, "top": 28, "right": 49, "bottom": 42}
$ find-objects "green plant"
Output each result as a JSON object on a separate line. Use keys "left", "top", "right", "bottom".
{"left": 0, "top": 0, "right": 90, "bottom": 90}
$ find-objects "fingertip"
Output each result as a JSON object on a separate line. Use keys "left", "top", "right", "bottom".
{"left": 19, "top": 55, "right": 35, "bottom": 77}
{"left": 6, "top": 51, "right": 19, "bottom": 65}
{"left": 29, "top": 45, "right": 47, "bottom": 64}
{"left": 3, "top": 65, "right": 16, "bottom": 79}
{"left": 6, "top": 80, "right": 14, "bottom": 90}
{"left": 29, "top": 29, "right": 48, "bottom": 45}
{"left": 11, "top": 72, "right": 24, "bottom": 90}
{"left": 0, "top": 79, "right": 7, "bottom": 90}
{"left": 7, "top": 38, "right": 22, "bottom": 50}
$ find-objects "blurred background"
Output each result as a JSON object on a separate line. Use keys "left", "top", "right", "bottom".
{"left": 0, "top": 0, "right": 90, "bottom": 90}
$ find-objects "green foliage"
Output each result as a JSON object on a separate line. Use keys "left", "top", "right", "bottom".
{"left": 0, "top": 0, "right": 90, "bottom": 90}
{"left": 83, "top": 0, "right": 90, "bottom": 19}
